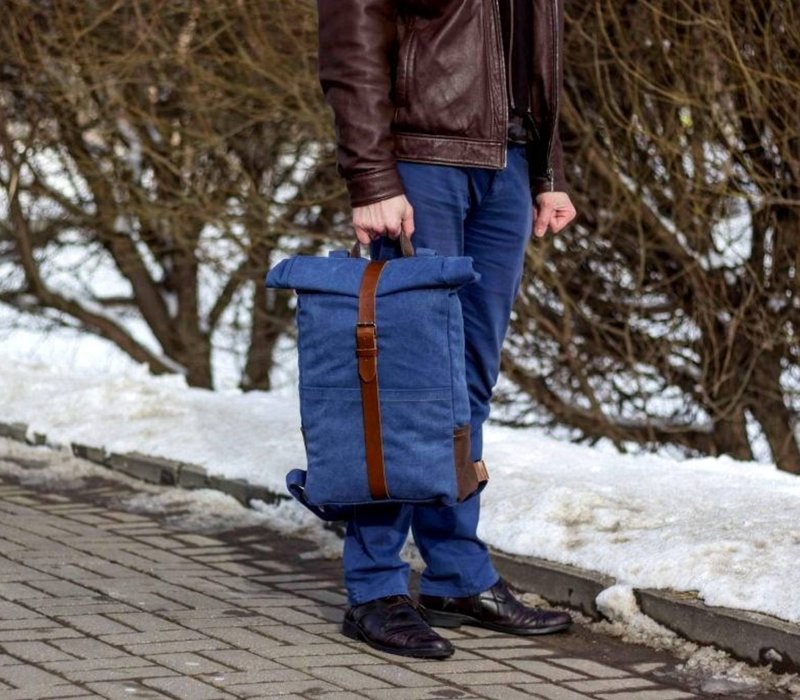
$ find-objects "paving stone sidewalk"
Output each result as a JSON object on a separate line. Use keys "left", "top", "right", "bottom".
{"left": 0, "top": 449, "right": 788, "bottom": 700}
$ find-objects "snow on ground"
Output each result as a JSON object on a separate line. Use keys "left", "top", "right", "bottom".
{"left": 2, "top": 346, "right": 800, "bottom": 630}
{"left": 478, "top": 428, "right": 800, "bottom": 623}
{"left": 1, "top": 357, "right": 301, "bottom": 495}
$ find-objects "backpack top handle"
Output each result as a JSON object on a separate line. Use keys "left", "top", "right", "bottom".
{"left": 349, "top": 231, "right": 415, "bottom": 259}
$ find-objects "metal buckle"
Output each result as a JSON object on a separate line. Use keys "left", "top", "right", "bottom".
{"left": 355, "top": 322, "right": 377, "bottom": 354}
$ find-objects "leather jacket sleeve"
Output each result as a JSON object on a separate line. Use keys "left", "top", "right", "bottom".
{"left": 528, "top": 0, "right": 568, "bottom": 197}
{"left": 317, "top": 0, "right": 405, "bottom": 208}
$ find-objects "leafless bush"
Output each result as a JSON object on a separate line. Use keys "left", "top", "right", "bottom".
{"left": 0, "top": 0, "right": 345, "bottom": 389}
{"left": 502, "top": 0, "right": 800, "bottom": 472}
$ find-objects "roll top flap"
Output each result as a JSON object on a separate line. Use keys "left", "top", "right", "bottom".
{"left": 265, "top": 255, "right": 480, "bottom": 295}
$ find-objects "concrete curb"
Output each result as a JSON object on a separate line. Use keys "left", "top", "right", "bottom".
{"left": 1, "top": 419, "right": 797, "bottom": 674}
{"left": 636, "top": 588, "right": 800, "bottom": 675}
{"left": 493, "top": 551, "right": 799, "bottom": 674}
{"left": 38, "top": 428, "right": 286, "bottom": 508}
{"left": 492, "top": 550, "right": 613, "bottom": 619}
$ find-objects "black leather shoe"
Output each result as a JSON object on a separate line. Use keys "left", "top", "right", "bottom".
{"left": 342, "top": 594, "right": 454, "bottom": 659}
{"left": 419, "top": 578, "right": 572, "bottom": 636}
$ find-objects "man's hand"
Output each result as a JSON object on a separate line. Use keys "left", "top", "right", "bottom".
{"left": 352, "top": 194, "right": 415, "bottom": 246}
{"left": 533, "top": 191, "right": 576, "bottom": 237}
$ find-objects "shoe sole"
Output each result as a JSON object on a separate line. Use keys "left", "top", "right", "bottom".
{"left": 422, "top": 609, "right": 573, "bottom": 636}
{"left": 341, "top": 618, "right": 454, "bottom": 659}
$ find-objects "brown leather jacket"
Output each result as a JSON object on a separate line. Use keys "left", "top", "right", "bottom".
{"left": 316, "top": 0, "right": 567, "bottom": 208}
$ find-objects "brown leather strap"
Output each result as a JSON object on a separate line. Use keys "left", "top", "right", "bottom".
{"left": 474, "top": 458, "right": 490, "bottom": 483}
{"left": 356, "top": 260, "right": 390, "bottom": 500}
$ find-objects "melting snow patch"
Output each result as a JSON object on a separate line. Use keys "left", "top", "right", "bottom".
{"left": 594, "top": 584, "right": 800, "bottom": 697}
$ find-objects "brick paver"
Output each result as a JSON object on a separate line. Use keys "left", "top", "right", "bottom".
{"left": 0, "top": 445, "right": 789, "bottom": 699}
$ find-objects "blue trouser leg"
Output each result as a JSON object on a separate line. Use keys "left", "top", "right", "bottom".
{"left": 342, "top": 502, "right": 413, "bottom": 605}
{"left": 342, "top": 145, "right": 533, "bottom": 606}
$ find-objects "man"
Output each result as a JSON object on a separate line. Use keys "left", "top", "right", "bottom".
{"left": 316, "top": 0, "right": 577, "bottom": 659}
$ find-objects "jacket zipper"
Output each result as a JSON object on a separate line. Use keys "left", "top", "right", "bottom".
{"left": 507, "top": 0, "right": 515, "bottom": 113}
{"left": 543, "top": 0, "right": 560, "bottom": 191}
{"left": 490, "top": 0, "right": 509, "bottom": 168}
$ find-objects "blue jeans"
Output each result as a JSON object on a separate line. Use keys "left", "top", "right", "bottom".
{"left": 343, "top": 144, "right": 533, "bottom": 606}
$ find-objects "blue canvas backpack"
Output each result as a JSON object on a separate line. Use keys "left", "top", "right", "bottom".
{"left": 264, "top": 234, "right": 489, "bottom": 520}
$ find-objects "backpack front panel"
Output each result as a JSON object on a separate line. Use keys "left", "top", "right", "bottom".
{"left": 296, "top": 290, "right": 360, "bottom": 389}
{"left": 296, "top": 285, "right": 459, "bottom": 506}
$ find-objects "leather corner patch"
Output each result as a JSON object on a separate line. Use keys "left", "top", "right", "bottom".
{"left": 454, "top": 424, "right": 482, "bottom": 502}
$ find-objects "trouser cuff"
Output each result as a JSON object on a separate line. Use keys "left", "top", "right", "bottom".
{"left": 346, "top": 578, "right": 410, "bottom": 607}
{"left": 418, "top": 566, "right": 500, "bottom": 599}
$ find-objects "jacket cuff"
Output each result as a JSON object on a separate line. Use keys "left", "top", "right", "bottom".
{"left": 346, "top": 166, "right": 406, "bottom": 208}
{"left": 530, "top": 170, "right": 569, "bottom": 197}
